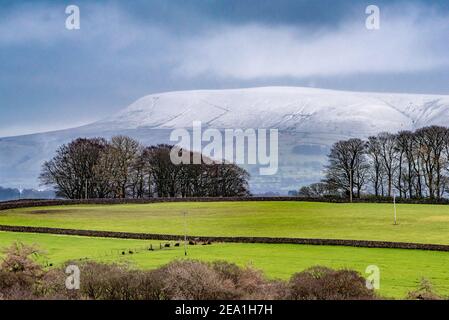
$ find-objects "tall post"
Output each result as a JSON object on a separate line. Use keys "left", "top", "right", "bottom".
{"left": 393, "top": 193, "right": 397, "bottom": 225}
{"left": 85, "top": 179, "right": 88, "bottom": 200}
{"left": 183, "top": 211, "right": 187, "bottom": 256}
{"left": 349, "top": 169, "right": 353, "bottom": 203}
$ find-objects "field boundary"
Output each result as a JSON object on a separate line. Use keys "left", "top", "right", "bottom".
{"left": 3, "top": 196, "right": 449, "bottom": 211}
{"left": 2, "top": 224, "right": 449, "bottom": 252}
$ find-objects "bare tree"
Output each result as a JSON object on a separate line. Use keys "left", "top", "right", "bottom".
{"left": 298, "top": 183, "right": 330, "bottom": 197}
{"left": 40, "top": 138, "right": 107, "bottom": 199}
{"left": 366, "top": 136, "right": 383, "bottom": 196}
{"left": 324, "top": 138, "right": 367, "bottom": 200}
{"left": 415, "top": 126, "right": 448, "bottom": 199}
{"left": 377, "top": 133, "right": 397, "bottom": 197}
{"left": 109, "top": 136, "right": 140, "bottom": 198}
{"left": 394, "top": 131, "right": 416, "bottom": 198}
{"left": 143, "top": 144, "right": 183, "bottom": 197}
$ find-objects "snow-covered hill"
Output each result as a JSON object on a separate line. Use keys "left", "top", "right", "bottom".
{"left": 89, "top": 86, "right": 449, "bottom": 133}
{"left": 2, "top": 87, "right": 449, "bottom": 193}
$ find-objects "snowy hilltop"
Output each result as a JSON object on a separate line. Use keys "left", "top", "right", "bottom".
{"left": 91, "top": 86, "right": 449, "bottom": 134}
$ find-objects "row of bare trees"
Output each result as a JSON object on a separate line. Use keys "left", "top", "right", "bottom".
{"left": 40, "top": 136, "right": 250, "bottom": 199}
{"left": 302, "top": 126, "right": 449, "bottom": 200}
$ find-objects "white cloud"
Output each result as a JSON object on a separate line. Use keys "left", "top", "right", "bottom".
{"left": 1, "top": 3, "right": 448, "bottom": 81}
{"left": 174, "top": 11, "right": 449, "bottom": 79}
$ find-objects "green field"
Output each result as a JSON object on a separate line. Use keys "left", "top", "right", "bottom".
{"left": 1, "top": 231, "right": 448, "bottom": 298}
{"left": 2, "top": 201, "right": 449, "bottom": 299}
{"left": 1, "top": 201, "right": 449, "bottom": 244}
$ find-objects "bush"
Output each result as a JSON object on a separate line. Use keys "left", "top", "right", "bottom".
{"left": 0, "top": 246, "right": 382, "bottom": 300}
{"left": 1, "top": 242, "right": 42, "bottom": 276}
{"left": 39, "top": 261, "right": 165, "bottom": 300}
{"left": 157, "top": 260, "right": 237, "bottom": 300}
{"left": 76, "top": 261, "right": 143, "bottom": 300}
{"left": 211, "top": 261, "right": 288, "bottom": 300}
{"left": 0, "top": 242, "right": 44, "bottom": 299}
{"left": 407, "top": 278, "right": 443, "bottom": 300}
{"left": 212, "top": 261, "right": 241, "bottom": 284}
{"left": 134, "top": 269, "right": 166, "bottom": 300}
{"left": 33, "top": 267, "right": 83, "bottom": 300}
{"left": 288, "top": 266, "right": 377, "bottom": 300}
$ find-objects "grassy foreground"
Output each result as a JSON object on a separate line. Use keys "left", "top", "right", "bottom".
{"left": 1, "top": 231, "right": 449, "bottom": 298}
{"left": 2, "top": 201, "right": 449, "bottom": 298}
{"left": 1, "top": 201, "right": 449, "bottom": 244}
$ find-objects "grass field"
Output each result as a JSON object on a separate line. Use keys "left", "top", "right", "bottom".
{"left": 1, "top": 231, "right": 449, "bottom": 298}
{"left": 1, "top": 201, "right": 449, "bottom": 244}
{"left": 2, "top": 201, "right": 449, "bottom": 299}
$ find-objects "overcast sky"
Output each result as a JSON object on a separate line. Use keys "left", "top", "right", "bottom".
{"left": 1, "top": 0, "right": 449, "bottom": 137}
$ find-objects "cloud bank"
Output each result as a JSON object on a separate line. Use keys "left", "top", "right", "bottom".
{"left": 1, "top": 3, "right": 448, "bottom": 80}
{"left": 175, "top": 10, "right": 449, "bottom": 79}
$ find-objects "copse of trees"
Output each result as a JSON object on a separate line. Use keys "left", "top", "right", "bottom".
{"left": 300, "top": 125, "right": 449, "bottom": 200}
{"left": 40, "top": 136, "right": 250, "bottom": 199}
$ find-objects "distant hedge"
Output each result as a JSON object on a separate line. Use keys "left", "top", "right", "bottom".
{"left": 1, "top": 224, "right": 449, "bottom": 252}
{"left": 2, "top": 196, "right": 449, "bottom": 212}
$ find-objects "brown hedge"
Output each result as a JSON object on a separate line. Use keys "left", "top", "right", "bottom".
{"left": 1, "top": 224, "right": 449, "bottom": 252}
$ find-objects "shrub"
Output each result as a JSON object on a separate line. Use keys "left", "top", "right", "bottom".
{"left": 157, "top": 260, "right": 237, "bottom": 300}
{"left": 407, "top": 278, "right": 443, "bottom": 300}
{"left": 211, "top": 261, "right": 288, "bottom": 300}
{"left": 0, "top": 248, "right": 384, "bottom": 301}
{"left": 288, "top": 266, "right": 377, "bottom": 300}
{"left": 238, "top": 268, "right": 288, "bottom": 300}
{"left": 1, "top": 242, "right": 42, "bottom": 276}
{"left": 75, "top": 261, "right": 142, "bottom": 300}
{"left": 35, "top": 268, "right": 79, "bottom": 300}
{"left": 0, "top": 242, "right": 44, "bottom": 299}
{"left": 134, "top": 269, "right": 166, "bottom": 300}
{"left": 212, "top": 261, "right": 241, "bottom": 284}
